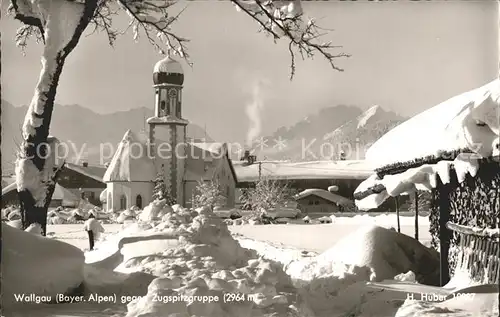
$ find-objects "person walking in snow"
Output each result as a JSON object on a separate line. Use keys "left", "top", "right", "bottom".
{"left": 83, "top": 213, "right": 104, "bottom": 251}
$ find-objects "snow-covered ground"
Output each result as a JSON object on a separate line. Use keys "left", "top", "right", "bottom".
{"left": 3, "top": 206, "right": 497, "bottom": 317}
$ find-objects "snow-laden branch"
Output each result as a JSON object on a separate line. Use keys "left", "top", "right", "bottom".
{"left": 232, "top": 0, "right": 349, "bottom": 79}
{"left": 116, "top": 0, "right": 190, "bottom": 60}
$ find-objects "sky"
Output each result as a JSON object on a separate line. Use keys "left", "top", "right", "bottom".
{"left": 2, "top": 0, "right": 498, "bottom": 144}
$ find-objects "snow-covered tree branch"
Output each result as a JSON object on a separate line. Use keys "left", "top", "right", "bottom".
{"left": 232, "top": 0, "right": 349, "bottom": 79}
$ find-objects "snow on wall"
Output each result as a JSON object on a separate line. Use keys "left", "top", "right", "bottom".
{"left": 366, "top": 79, "right": 500, "bottom": 166}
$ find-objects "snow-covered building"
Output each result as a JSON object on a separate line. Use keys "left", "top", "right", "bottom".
{"left": 294, "top": 188, "right": 355, "bottom": 214}
{"left": 234, "top": 158, "right": 377, "bottom": 202}
{"left": 354, "top": 79, "right": 499, "bottom": 285}
{"left": 103, "top": 56, "right": 237, "bottom": 211}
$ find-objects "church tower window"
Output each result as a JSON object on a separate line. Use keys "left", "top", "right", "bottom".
{"left": 168, "top": 89, "right": 178, "bottom": 117}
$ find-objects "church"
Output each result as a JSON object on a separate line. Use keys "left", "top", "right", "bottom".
{"left": 103, "top": 56, "right": 238, "bottom": 211}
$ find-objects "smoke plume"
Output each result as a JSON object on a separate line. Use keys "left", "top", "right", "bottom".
{"left": 245, "top": 79, "right": 267, "bottom": 148}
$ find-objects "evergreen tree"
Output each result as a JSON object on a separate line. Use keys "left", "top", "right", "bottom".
{"left": 152, "top": 170, "right": 175, "bottom": 205}
{"left": 239, "top": 189, "right": 253, "bottom": 210}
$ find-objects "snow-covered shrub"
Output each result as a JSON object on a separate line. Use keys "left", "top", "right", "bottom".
{"left": 139, "top": 199, "right": 167, "bottom": 222}
{"left": 48, "top": 216, "right": 65, "bottom": 225}
{"left": 192, "top": 180, "right": 227, "bottom": 210}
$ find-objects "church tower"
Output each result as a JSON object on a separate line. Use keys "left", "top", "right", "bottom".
{"left": 147, "top": 56, "right": 188, "bottom": 204}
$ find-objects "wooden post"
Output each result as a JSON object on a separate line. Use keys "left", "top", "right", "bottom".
{"left": 395, "top": 196, "right": 401, "bottom": 233}
{"left": 414, "top": 191, "right": 419, "bottom": 241}
{"left": 258, "top": 161, "right": 262, "bottom": 181}
{"left": 438, "top": 179, "right": 451, "bottom": 286}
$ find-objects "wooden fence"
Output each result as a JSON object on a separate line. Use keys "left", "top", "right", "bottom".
{"left": 446, "top": 222, "right": 499, "bottom": 285}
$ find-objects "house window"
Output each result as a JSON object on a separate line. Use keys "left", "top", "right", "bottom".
{"left": 136, "top": 195, "right": 143, "bottom": 209}
{"left": 120, "top": 195, "right": 127, "bottom": 210}
{"left": 160, "top": 101, "right": 167, "bottom": 116}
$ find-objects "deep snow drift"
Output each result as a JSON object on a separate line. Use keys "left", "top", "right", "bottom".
{"left": 88, "top": 201, "right": 316, "bottom": 317}
{"left": 1, "top": 223, "right": 85, "bottom": 308}
{"left": 283, "top": 225, "right": 440, "bottom": 317}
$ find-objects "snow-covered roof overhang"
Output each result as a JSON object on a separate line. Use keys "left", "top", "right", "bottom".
{"left": 366, "top": 79, "right": 499, "bottom": 166}
{"left": 354, "top": 79, "right": 499, "bottom": 211}
{"left": 234, "top": 160, "right": 376, "bottom": 183}
{"left": 295, "top": 188, "right": 354, "bottom": 206}
{"left": 103, "top": 130, "right": 156, "bottom": 182}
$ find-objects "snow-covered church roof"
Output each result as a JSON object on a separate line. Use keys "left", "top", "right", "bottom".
{"left": 366, "top": 79, "right": 499, "bottom": 167}
{"left": 103, "top": 130, "right": 156, "bottom": 182}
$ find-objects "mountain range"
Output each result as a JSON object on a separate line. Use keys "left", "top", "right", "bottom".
{"left": 2, "top": 101, "right": 406, "bottom": 173}
{"left": 250, "top": 105, "right": 406, "bottom": 161}
{"left": 1, "top": 100, "right": 211, "bottom": 173}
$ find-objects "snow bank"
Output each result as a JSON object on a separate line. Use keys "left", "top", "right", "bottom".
{"left": 286, "top": 225, "right": 440, "bottom": 316}
{"left": 288, "top": 225, "right": 439, "bottom": 283}
{"left": 2, "top": 223, "right": 85, "bottom": 308}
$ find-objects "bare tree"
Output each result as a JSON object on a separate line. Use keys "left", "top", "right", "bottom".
{"left": 192, "top": 180, "right": 226, "bottom": 210}
{"left": 243, "top": 177, "right": 295, "bottom": 213}
{"left": 8, "top": 0, "right": 348, "bottom": 235}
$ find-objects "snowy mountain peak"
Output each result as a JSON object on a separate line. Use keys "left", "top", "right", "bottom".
{"left": 357, "top": 105, "right": 381, "bottom": 129}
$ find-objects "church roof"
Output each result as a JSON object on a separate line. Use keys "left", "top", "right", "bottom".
{"left": 103, "top": 130, "right": 156, "bottom": 182}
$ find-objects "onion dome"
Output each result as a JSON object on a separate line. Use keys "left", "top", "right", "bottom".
{"left": 153, "top": 56, "right": 184, "bottom": 85}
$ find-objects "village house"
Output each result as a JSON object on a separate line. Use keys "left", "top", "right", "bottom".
{"left": 102, "top": 56, "right": 237, "bottom": 211}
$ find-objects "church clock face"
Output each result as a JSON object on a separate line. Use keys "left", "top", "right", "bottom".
{"left": 168, "top": 89, "right": 177, "bottom": 98}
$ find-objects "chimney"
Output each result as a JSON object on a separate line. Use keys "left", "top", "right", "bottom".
{"left": 241, "top": 150, "right": 250, "bottom": 161}
{"left": 82, "top": 161, "right": 88, "bottom": 167}
{"left": 248, "top": 155, "right": 257, "bottom": 164}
